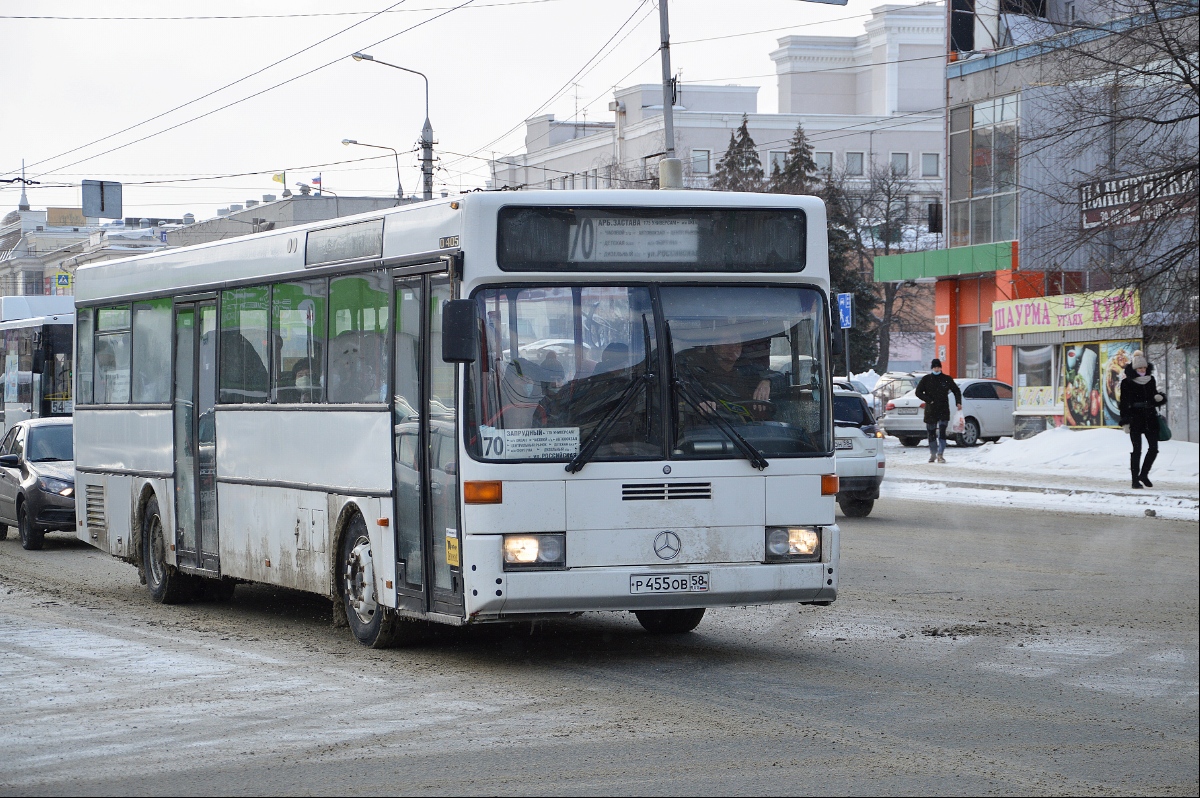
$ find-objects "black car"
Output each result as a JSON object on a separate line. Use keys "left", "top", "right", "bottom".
{"left": 0, "top": 418, "right": 75, "bottom": 550}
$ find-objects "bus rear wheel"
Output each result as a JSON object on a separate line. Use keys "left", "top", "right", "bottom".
{"left": 634, "top": 608, "right": 706, "bottom": 634}
{"left": 339, "top": 514, "right": 401, "bottom": 648}
{"left": 142, "top": 497, "right": 196, "bottom": 604}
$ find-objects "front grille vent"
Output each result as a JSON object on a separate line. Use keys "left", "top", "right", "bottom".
{"left": 85, "top": 484, "right": 107, "bottom": 533}
{"left": 622, "top": 482, "right": 712, "bottom": 501}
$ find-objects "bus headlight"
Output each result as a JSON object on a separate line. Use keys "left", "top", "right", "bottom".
{"left": 503, "top": 533, "right": 567, "bottom": 571}
{"left": 764, "top": 526, "right": 821, "bottom": 562}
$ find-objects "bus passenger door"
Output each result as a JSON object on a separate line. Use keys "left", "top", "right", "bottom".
{"left": 173, "top": 300, "right": 221, "bottom": 574}
{"left": 392, "top": 273, "right": 463, "bottom": 616}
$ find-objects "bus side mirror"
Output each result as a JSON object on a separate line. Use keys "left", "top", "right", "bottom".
{"left": 31, "top": 349, "right": 45, "bottom": 375}
{"left": 830, "top": 324, "right": 843, "bottom": 357}
{"left": 441, "top": 300, "right": 477, "bottom": 363}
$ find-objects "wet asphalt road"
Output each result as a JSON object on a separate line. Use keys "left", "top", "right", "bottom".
{"left": 1, "top": 498, "right": 1196, "bottom": 796}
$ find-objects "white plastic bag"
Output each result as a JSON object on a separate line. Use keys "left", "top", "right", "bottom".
{"left": 951, "top": 408, "right": 966, "bottom": 434}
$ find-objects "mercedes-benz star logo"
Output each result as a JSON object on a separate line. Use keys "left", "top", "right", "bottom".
{"left": 653, "top": 530, "right": 682, "bottom": 561}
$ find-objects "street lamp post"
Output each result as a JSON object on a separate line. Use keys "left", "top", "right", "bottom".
{"left": 343, "top": 139, "right": 403, "bottom": 200}
{"left": 352, "top": 52, "right": 433, "bottom": 201}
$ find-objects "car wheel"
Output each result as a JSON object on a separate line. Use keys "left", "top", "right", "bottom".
{"left": 18, "top": 504, "right": 44, "bottom": 551}
{"left": 142, "top": 496, "right": 197, "bottom": 604}
{"left": 634, "top": 608, "right": 706, "bottom": 634}
{"left": 956, "top": 418, "right": 981, "bottom": 447}
{"left": 838, "top": 498, "right": 874, "bottom": 517}
{"left": 899, "top": 437, "right": 921, "bottom": 447}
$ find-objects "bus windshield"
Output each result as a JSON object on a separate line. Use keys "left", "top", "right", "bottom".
{"left": 466, "top": 284, "right": 830, "bottom": 463}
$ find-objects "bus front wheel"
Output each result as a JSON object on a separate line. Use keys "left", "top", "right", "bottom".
{"left": 142, "top": 497, "right": 196, "bottom": 604}
{"left": 634, "top": 608, "right": 706, "bottom": 634}
{"left": 339, "top": 514, "right": 401, "bottom": 648}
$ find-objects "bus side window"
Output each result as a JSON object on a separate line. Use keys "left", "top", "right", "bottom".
{"left": 328, "top": 272, "right": 389, "bottom": 404}
{"left": 220, "top": 287, "right": 271, "bottom": 404}
{"left": 76, "top": 308, "right": 94, "bottom": 405}
{"left": 132, "top": 299, "right": 172, "bottom": 403}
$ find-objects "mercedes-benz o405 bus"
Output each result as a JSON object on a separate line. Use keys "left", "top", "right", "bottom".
{"left": 73, "top": 190, "right": 841, "bottom": 646}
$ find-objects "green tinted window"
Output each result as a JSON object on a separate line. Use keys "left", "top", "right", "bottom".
{"left": 220, "top": 286, "right": 271, "bottom": 404}
{"left": 328, "top": 271, "right": 389, "bottom": 403}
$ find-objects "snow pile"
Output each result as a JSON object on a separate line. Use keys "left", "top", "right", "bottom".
{"left": 966, "top": 426, "right": 1199, "bottom": 483}
{"left": 853, "top": 369, "right": 880, "bottom": 392}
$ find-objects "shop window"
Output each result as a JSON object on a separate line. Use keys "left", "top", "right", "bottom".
{"left": 1017, "top": 346, "right": 1056, "bottom": 409}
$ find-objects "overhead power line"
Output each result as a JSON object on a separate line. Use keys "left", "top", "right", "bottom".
{"left": 11, "top": 1, "right": 479, "bottom": 183}
{"left": 2, "top": 0, "right": 413, "bottom": 180}
{"left": 0, "top": 0, "right": 561, "bottom": 21}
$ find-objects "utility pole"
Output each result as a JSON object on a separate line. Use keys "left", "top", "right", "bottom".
{"left": 659, "top": 0, "right": 675, "bottom": 158}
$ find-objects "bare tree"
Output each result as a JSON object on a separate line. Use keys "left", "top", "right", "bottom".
{"left": 834, "top": 160, "right": 936, "bottom": 373}
{"left": 1020, "top": 0, "right": 1198, "bottom": 344}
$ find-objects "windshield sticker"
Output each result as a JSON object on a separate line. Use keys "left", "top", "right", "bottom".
{"left": 480, "top": 426, "right": 580, "bottom": 459}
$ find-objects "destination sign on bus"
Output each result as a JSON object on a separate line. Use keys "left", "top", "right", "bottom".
{"left": 568, "top": 218, "right": 699, "bottom": 263}
{"left": 497, "top": 206, "right": 806, "bottom": 272}
{"left": 479, "top": 425, "right": 580, "bottom": 459}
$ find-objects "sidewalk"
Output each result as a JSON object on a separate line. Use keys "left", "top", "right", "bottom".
{"left": 877, "top": 426, "right": 1199, "bottom": 521}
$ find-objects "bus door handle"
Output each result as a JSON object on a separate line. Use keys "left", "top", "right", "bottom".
{"left": 430, "top": 482, "right": 442, "bottom": 494}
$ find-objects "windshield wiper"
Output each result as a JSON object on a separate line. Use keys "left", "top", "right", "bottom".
{"left": 665, "top": 322, "right": 769, "bottom": 471}
{"left": 32, "top": 456, "right": 70, "bottom": 462}
{"left": 565, "top": 315, "right": 656, "bottom": 474}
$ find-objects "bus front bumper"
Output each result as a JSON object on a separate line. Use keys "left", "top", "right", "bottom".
{"left": 466, "top": 558, "right": 839, "bottom": 620}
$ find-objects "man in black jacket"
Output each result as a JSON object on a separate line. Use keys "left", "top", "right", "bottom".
{"left": 914, "top": 358, "right": 962, "bottom": 463}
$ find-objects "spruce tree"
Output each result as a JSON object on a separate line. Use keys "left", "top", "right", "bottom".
{"left": 711, "top": 116, "right": 765, "bottom": 192}
{"left": 768, "top": 123, "right": 819, "bottom": 195}
{"left": 823, "top": 180, "right": 880, "bottom": 375}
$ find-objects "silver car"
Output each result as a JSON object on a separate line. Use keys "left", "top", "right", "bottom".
{"left": 881, "top": 378, "right": 1015, "bottom": 447}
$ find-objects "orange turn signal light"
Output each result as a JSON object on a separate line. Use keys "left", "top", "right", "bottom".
{"left": 821, "top": 474, "right": 840, "bottom": 496}
{"left": 464, "top": 480, "right": 503, "bottom": 504}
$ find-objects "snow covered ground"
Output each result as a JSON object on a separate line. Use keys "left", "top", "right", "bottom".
{"left": 878, "top": 426, "right": 1199, "bottom": 522}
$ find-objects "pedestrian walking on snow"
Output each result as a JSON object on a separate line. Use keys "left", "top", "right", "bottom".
{"left": 914, "top": 358, "right": 962, "bottom": 464}
{"left": 1118, "top": 350, "right": 1166, "bottom": 489}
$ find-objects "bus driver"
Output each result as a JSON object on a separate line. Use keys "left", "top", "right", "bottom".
{"left": 684, "top": 338, "right": 771, "bottom": 419}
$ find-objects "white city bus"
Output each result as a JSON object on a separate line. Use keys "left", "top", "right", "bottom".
{"left": 73, "top": 190, "right": 841, "bottom": 646}
{"left": 0, "top": 296, "right": 75, "bottom": 437}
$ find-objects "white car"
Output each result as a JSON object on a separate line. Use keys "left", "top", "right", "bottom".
{"left": 881, "top": 378, "right": 1015, "bottom": 447}
{"left": 833, "top": 385, "right": 885, "bottom": 517}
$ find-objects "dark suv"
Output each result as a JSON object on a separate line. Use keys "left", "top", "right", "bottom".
{"left": 0, "top": 418, "right": 75, "bottom": 550}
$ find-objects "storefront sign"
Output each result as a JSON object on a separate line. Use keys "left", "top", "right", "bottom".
{"left": 992, "top": 289, "right": 1139, "bottom": 336}
{"left": 1080, "top": 167, "right": 1197, "bottom": 229}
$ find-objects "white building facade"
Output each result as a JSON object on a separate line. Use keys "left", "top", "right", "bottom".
{"left": 491, "top": 3, "right": 945, "bottom": 208}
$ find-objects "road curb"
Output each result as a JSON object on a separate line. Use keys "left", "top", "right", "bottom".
{"left": 885, "top": 475, "right": 1200, "bottom": 505}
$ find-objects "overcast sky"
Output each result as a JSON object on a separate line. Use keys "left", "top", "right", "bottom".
{"left": 1, "top": 0, "right": 931, "bottom": 222}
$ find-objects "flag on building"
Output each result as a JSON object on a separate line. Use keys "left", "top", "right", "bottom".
{"left": 311, "top": 175, "right": 322, "bottom": 185}
{"left": 272, "top": 172, "right": 286, "bottom": 184}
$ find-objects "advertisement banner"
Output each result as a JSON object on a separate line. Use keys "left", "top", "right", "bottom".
{"left": 992, "top": 289, "right": 1139, "bottom": 337}
{"left": 1061, "top": 339, "right": 1141, "bottom": 427}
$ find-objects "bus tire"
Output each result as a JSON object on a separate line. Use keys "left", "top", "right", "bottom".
{"left": 18, "top": 504, "right": 45, "bottom": 551}
{"left": 339, "top": 514, "right": 400, "bottom": 648}
{"left": 634, "top": 608, "right": 706, "bottom": 634}
{"left": 142, "top": 497, "right": 196, "bottom": 604}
